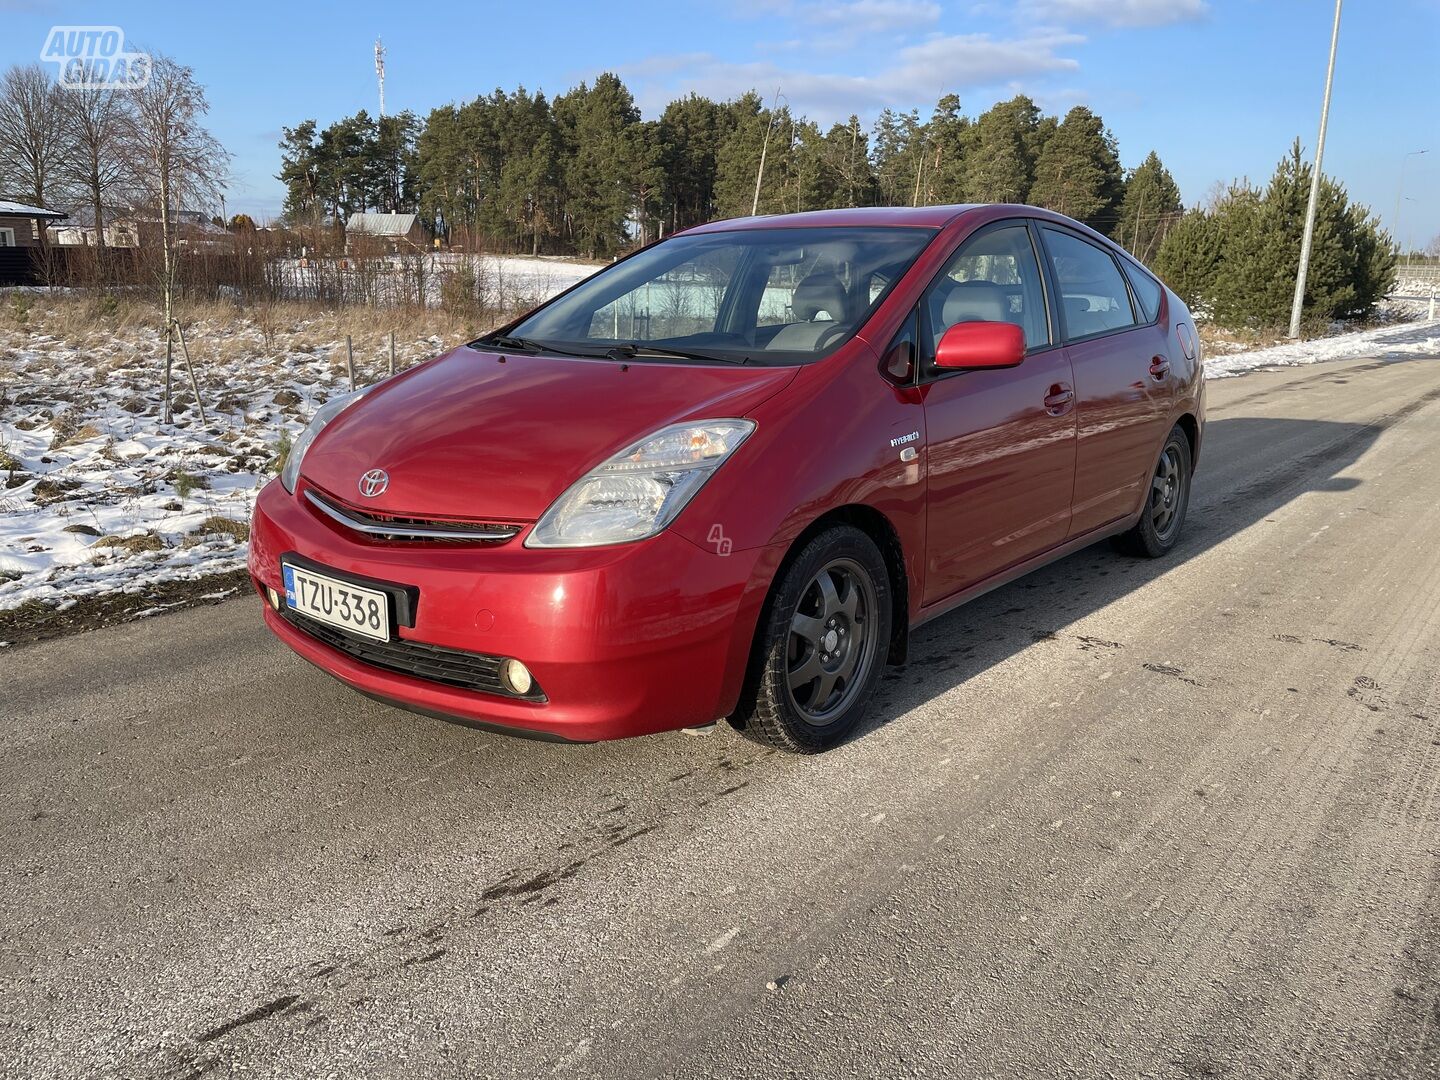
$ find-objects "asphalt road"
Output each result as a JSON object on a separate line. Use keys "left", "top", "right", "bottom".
{"left": 4, "top": 347, "right": 1440, "bottom": 1079}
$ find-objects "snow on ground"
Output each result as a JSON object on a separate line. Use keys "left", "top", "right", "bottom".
{"left": 1203, "top": 319, "right": 1440, "bottom": 379}
{"left": 0, "top": 260, "right": 1436, "bottom": 622}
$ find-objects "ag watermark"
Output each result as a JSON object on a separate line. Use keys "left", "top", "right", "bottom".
{"left": 40, "top": 26, "right": 151, "bottom": 90}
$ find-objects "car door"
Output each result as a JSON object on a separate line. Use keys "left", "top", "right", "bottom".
{"left": 1038, "top": 225, "right": 1176, "bottom": 538}
{"left": 919, "top": 220, "right": 1077, "bottom": 606}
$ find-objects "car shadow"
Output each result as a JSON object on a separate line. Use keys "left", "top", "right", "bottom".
{"left": 849, "top": 409, "right": 1408, "bottom": 740}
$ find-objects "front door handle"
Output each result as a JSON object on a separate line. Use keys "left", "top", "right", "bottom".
{"left": 1044, "top": 383, "right": 1074, "bottom": 415}
{"left": 1149, "top": 356, "right": 1172, "bottom": 381}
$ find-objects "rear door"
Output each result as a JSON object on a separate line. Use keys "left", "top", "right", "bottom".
{"left": 919, "top": 220, "right": 1077, "bottom": 605}
{"left": 1037, "top": 225, "right": 1175, "bottom": 537}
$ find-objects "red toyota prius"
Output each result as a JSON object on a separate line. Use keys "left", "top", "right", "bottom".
{"left": 249, "top": 204, "right": 1203, "bottom": 753}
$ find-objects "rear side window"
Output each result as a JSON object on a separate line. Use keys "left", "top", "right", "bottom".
{"left": 1123, "top": 261, "right": 1164, "bottom": 323}
{"left": 1041, "top": 227, "right": 1137, "bottom": 340}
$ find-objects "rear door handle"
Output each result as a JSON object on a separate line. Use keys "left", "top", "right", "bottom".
{"left": 1149, "top": 356, "right": 1171, "bottom": 380}
{"left": 1044, "top": 383, "right": 1074, "bottom": 415}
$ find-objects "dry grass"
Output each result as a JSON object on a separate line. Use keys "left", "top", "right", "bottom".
{"left": 95, "top": 531, "right": 166, "bottom": 553}
{"left": 0, "top": 293, "right": 506, "bottom": 359}
{"left": 185, "top": 516, "right": 250, "bottom": 545}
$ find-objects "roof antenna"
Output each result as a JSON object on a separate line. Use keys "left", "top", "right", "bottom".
{"left": 375, "top": 37, "right": 386, "bottom": 119}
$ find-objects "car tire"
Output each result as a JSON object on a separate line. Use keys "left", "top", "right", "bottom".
{"left": 1113, "top": 425, "right": 1193, "bottom": 558}
{"left": 734, "top": 525, "right": 893, "bottom": 754}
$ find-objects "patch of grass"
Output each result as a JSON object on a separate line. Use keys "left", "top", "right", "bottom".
{"left": 271, "top": 430, "right": 292, "bottom": 476}
{"left": 95, "top": 531, "right": 166, "bottom": 554}
{"left": 49, "top": 418, "right": 103, "bottom": 450}
{"left": 172, "top": 470, "right": 210, "bottom": 499}
{"left": 193, "top": 515, "right": 249, "bottom": 543}
{"left": 31, "top": 477, "right": 82, "bottom": 505}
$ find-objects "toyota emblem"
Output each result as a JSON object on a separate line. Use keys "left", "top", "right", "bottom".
{"left": 358, "top": 469, "right": 389, "bottom": 498}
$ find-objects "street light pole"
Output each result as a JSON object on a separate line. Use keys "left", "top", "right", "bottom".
{"left": 1393, "top": 149, "right": 1428, "bottom": 262}
{"left": 1288, "top": 0, "right": 1344, "bottom": 340}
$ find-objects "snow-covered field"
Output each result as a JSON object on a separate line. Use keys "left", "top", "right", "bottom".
{"left": 2, "top": 261, "right": 1437, "bottom": 632}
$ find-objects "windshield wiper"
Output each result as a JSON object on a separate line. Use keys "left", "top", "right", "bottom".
{"left": 605, "top": 342, "right": 750, "bottom": 365}
{"left": 478, "top": 335, "right": 599, "bottom": 358}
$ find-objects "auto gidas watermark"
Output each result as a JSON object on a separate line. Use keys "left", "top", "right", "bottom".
{"left": 40, "top": 26, "right": 151, "bottom": 90}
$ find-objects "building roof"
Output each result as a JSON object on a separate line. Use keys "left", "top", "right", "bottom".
{"left": 0, "top": 199, "right": 67, "bottom": 220}
{"left": 346, "top": 212, "right": 420, "bottom": 236}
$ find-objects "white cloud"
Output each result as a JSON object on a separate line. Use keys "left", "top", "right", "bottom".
{"left": 805, "top": 0, "right": 943, "bottom": 30}
{"left": 619, "top": 31, "right": 1081, "bottom": 124}
{"left": 1019, "top": 0, "right": 1208, "bottom": 28}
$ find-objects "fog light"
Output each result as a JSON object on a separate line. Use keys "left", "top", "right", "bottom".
{"left": 500, "top": 658, "right": 533, "bottom": 696}
{"left": 266, "top": 586, "right": 281, "bottom": 610}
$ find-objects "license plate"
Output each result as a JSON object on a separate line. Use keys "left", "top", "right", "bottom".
{"left": 283, "top": 562, "right": 391, "bottom": 642}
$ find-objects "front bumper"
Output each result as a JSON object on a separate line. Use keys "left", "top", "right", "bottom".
{"left": 248, "top": 480, "right": 778, "bottom": 742}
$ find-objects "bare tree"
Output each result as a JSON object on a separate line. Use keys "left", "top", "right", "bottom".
{"left": 128, "top": 53, "right": 230, "bottom": 422}
{"left": 60, "top": 84, "right": 136, "bottom": 263}
{"left": 0, "top": 64, "right": 69, "bottom": 215}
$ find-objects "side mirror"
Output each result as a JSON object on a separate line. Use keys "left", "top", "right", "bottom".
{"left": 934, "top": 321, "right": 1026, "bottom": 370}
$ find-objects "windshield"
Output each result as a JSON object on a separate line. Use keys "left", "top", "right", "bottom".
{"left": 491, "top": 226, "right": 936, "bottom": 365}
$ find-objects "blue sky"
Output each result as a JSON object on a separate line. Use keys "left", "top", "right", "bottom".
{"left": 6, "top": 0, "right": 1439, "bottom": 245}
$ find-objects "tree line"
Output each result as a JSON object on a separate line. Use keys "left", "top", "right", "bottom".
{"left": 278, "top": 77, "right": 1187, "bottom": 262}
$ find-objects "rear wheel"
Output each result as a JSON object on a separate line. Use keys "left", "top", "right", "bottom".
{"left": 1113, "top": 425, "right": 1192, "bottom": 558}
{"left": 734, "top": 525, "right": 892, "bottom": 753}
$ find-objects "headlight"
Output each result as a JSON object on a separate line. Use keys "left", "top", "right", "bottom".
{"left": 280, "top": 387, "right": 374, "bottom": 493}
{"left": 526, "top": 419, "right": 755, "bottom": 548}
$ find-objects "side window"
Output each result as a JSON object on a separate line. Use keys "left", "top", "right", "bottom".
{"left": 1041, "top": 227, "right": 1138, "bottom": 340}
{"left": 922, "top": 224, "right": 1049, "bottom": 365}
{"left": 1123, "top": 261, "right": 1163, "bottom": 323}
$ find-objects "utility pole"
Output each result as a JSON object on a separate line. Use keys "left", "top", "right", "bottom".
{"left": 752, "top": 87, "right": 782, "bottom": 217}
{"left": 1288, "top": 0, "right": 1343, "bottom": 339}
{"left": 375, "top": 38, "right": 386, "bottom": 119}
{"left": 1394, "top": 149, "right": 1428, "bottom": 262}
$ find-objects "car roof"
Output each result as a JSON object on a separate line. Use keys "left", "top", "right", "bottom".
{"left": 680, "top": 205, "right": 987, "bottom": 233}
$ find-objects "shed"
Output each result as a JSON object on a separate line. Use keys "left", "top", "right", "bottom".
{"left": 345, "top": 212, "right": 428, "bottom": 251}
{"left": 0, "top": 199, "right": 67, "bottom": 248}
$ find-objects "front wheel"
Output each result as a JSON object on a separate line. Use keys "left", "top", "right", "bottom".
{"left": 1113, "top": 425, "right": 1193, "bottom": 558}
{"left": 734, "top": 525, "right": 892, "bottom": 754}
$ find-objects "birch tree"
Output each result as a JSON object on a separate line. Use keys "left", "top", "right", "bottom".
{"left": 129, "top": 54, "right": 229, "bottom": 422}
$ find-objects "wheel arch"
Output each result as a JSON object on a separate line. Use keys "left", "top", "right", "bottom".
{"left": 1175, "top": 411, "right": 1200, "bottom": 468}
{"left": 770, "top": 504, "right": 911, "bottom": 666}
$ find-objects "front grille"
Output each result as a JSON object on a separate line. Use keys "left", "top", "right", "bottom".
{"left": 279, "top": 606, "right": 543, "bottom": 701}
{"left": 304, "top": 488, "right": 521, "bottom": 544}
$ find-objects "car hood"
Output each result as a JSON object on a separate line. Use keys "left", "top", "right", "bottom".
{"left": 300, "top": 344, "right": 799, "bottom": 522}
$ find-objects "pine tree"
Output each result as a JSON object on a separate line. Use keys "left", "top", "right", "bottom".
{"left": 713, "top": 93, "right": 772, "bottom": 218}
{"left": 871, "top": 108, "right": 923, "bottom": 206}
{"left": 1161, "top": 140, "right": 1398, "bottom": 328}
{"left": 820, "top": 116, "right": 876, "bottom": 208}
{"left": 1116, "top": 150, "right": 1183, "bottom": 260}
{"left": 962, "top": 95, "right": 1042, "bottom": 204}
{"left": 658, "top": 94, "right": 731, "bottom": 233}
{"left": 1154, "top": 208, "right": 1224, "bottom": 310}
{"left": 1028, "top": 106, "right": 1122, "bottom": 231}
{"left": 923, "top": 94, "right": 970, "bottom": 205}
{"left": 553, "top": 74, "right": 640, "bottom": 257}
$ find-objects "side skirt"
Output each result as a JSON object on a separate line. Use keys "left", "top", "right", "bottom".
{"left": 910, "top": 513, "right": 1140, "bottom": 632}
